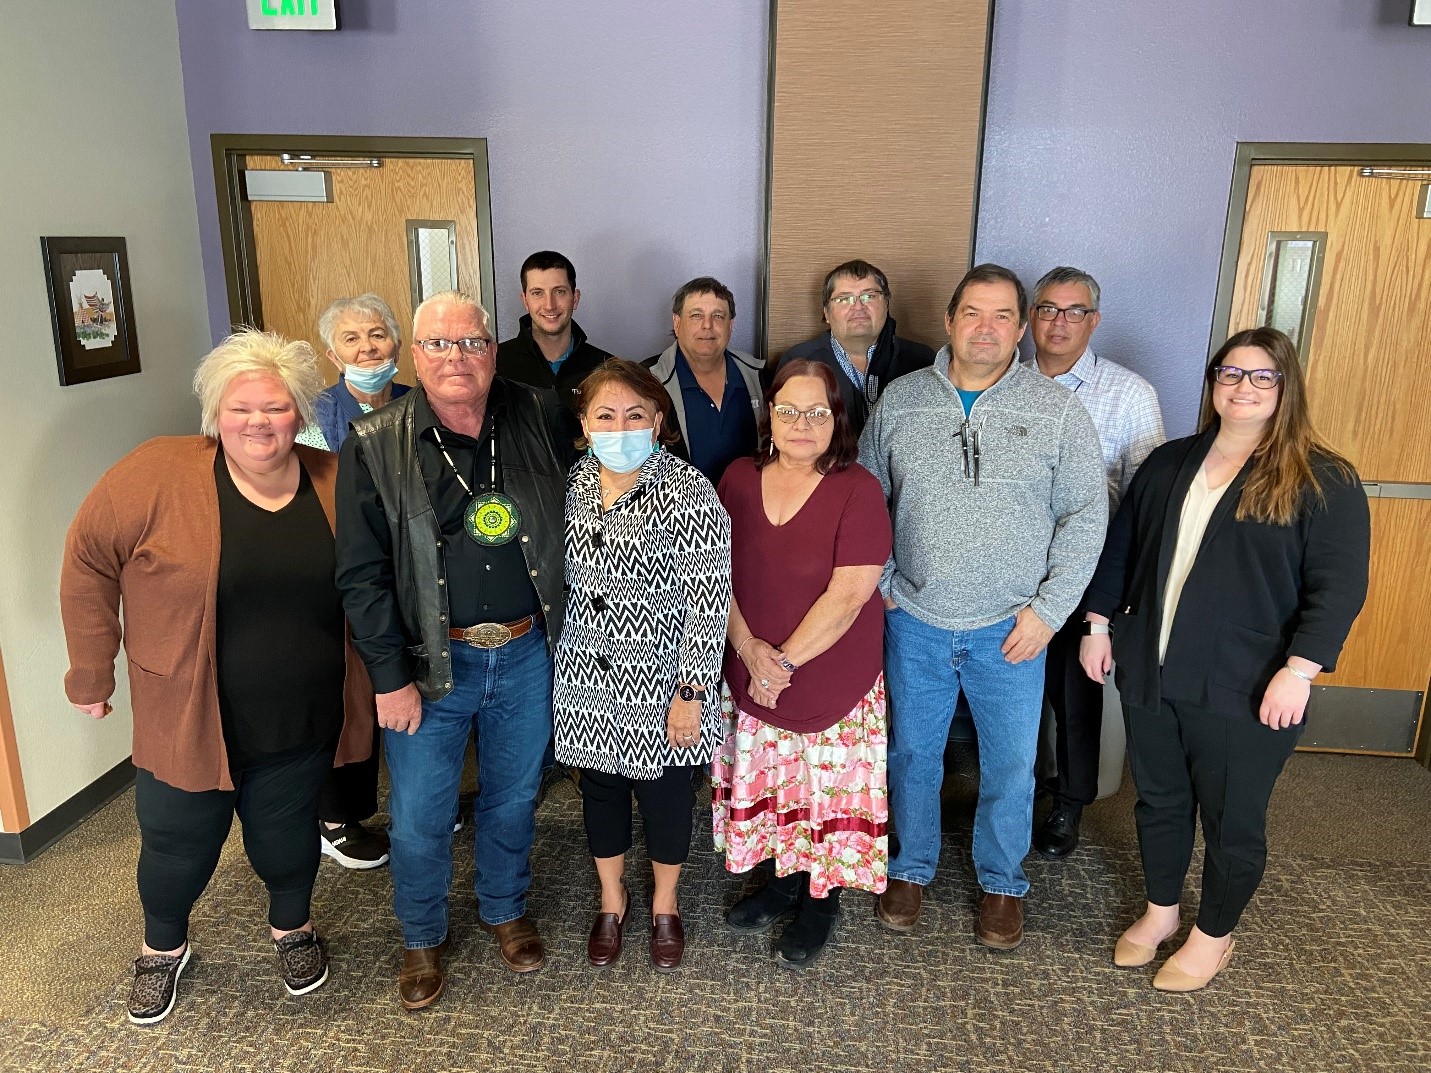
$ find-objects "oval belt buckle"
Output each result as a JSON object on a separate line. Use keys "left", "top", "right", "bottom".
{"left": 463, "top": 622, "right": 512, "bottom": 648}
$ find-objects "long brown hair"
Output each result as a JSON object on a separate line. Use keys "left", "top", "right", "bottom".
{"left": 755, "top": 359, "right": 857, "bottom": 474}
{"left": 1201, "top": 327, "right": 1353, "bottom": 525}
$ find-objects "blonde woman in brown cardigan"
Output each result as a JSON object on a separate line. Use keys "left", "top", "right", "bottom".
{"left": 60, "top": 330, "right": 377, "bottom": 1025}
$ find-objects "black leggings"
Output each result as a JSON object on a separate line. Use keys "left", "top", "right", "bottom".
{"left": 581, "top": 765, "right": 696, "bottom": 865}
{"left": 1124, "top": 696, "right": 1302, "bottom": 938}
{"left": 135, "top": 745, "right": 334, "bottom": 950}
{"left": 317, "top": 723, "right": 380, "bottom": 824}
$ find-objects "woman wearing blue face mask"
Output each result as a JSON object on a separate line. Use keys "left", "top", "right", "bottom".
{"left": 297, "top": 294, "right": 411, "bottom": 871}
{"left": 554, "top": 359, "right": 732, "bottom": 972}
{"left": 296, "top": 294, "right": 410, "bottom": 454}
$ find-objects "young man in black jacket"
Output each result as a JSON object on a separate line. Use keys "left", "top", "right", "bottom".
{"left": 497, "top": 250, "right": 611, "bottom": 417}
{"left": 777, "top": 259, "right": 935, "bottom": 437}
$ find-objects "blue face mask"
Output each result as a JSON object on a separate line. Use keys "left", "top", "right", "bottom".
{"left": 588, "top": 428, "right": 657, "bottom": 473}
{"left": 344, "top": 360, "right": 398, "bottom": 394}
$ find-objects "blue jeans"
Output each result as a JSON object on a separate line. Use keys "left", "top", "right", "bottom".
{"left": 384, "top": 627, "right": 552, "bottom": 948}
{"left": 884, "top": 607, "right": 1045, "bottom": 897}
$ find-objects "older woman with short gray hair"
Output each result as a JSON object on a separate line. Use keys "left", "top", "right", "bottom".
{"left": 61, "top": 329, "right": 376, "bottom": 1025}
{"left": 296, "top": 293, "right": 410, "bottom": 452}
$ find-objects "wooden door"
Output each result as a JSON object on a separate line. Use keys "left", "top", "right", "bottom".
{"left": 1227, "top": 163, "right": 1431, "bottom": 755}
{"left": 246, "top": 156, "right": 484, "bottom": 387}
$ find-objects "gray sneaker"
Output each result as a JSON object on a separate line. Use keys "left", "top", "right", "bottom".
{"left": 274, "top": 930, "right": 329, "bottom": 996}
{"left": 128, "top": 945, "right": 191, "bottom": 1025}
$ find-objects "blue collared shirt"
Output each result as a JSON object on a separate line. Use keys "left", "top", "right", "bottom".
{"left": 674, "top": 348, "right": 757, "bottom": 485}
{"left": 829, "top": 334, "right": 877, "bottom": 392}
{"left": 547, "top": 336, "right": 576, "bottom": 377}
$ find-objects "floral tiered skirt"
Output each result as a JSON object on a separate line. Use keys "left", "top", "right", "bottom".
{"left": 711, "top": 675, "right": 888, "bottom": 897}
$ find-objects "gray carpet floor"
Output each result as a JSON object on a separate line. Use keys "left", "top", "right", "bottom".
{"left": 2, "top": 750, "right": 1430, "bottom": 1072}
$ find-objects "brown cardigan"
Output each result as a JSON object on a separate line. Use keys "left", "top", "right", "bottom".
{"left": 60, "top": 436, "right": 376, "bottom": 792}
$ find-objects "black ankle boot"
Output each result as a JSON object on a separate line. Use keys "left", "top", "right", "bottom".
{"left": 775, "top": 885, "right": 840, "bottom": 969}
{"left": 726, "top": 868, "right": 804, "bottom": 932}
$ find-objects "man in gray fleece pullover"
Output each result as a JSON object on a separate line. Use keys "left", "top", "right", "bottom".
{"left": 858, "top": 264, "right": 1107, "bottom": 950}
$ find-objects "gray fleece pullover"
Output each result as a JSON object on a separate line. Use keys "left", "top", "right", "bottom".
{"left": 857, "top": 346, "right": 1108, "bottom": 633}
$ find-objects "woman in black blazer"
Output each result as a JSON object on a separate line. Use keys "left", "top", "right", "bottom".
{"left": 1079, "top": 327, "right": 1369, "bottom": 992}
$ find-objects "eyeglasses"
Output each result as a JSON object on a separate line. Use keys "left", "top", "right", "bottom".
{"left": 417, "top": 337, "right": 492, "bottom": 356}
{"left": 829, "top": 291, "right": 886, "bottom": 307}
{"left": 772, "top": 404, "right": 833, "bottom": 426}
{"left": 1032, "top": 304, "right": 1095, "bottom": 323}
{"left": 1209, "top": 365, "right": 1283, "bottom": 389}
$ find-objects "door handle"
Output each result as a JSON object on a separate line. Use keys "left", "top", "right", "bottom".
{"left": 1362, "top": 482, "right": 1431, "bottom": 500}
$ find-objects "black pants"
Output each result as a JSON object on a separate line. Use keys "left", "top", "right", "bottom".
{"left": 1124, "top": 695, "right": 1302, "bottom": 937}
{"left": 135, "top": 744, "right": 334, "bottom": 950}
{"left": 1044, "top": 615, "right": 1105, "bottom": 810}
{"left": 581, "top": 765, "right": 695, "bottom": 865}
{"left": 317, "top": 723, "right": 380, "bottom": 825}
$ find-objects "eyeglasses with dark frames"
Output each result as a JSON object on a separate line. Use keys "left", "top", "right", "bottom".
{"left": 1032, "top": 304, "right": 1095, "bottom": 323}
{"left": 772, "top": 404, "right": 833, "bottom": 426}
{"left": 1209, "top": 365, "right": 1283, "bottom": 389}
{"left": 417, "top": 337, "right": 492, "bottom": 356}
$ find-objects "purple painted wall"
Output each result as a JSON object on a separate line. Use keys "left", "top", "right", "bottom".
{"left": 174, "top": 1, "right": 768, "bottom": 359}
{"left": 977, "top": 2, "right": 1431, "bottom": 436}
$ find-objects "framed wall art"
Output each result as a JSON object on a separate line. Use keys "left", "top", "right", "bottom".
{"left": 41, "top": 236, "right": 141, "bottom": 385}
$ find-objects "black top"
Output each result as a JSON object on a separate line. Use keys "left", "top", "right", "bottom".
{"left": 778, "top": 315, "right": 936, "bottom": 436}
{"left": 496, "top": 314, "right": 611, "bottom": 417}
{"left": 214, "top": 451, "right": 345, "bottom": 769}
{"left": 1083, "top": 430, "right": 1370, "bottom": 716}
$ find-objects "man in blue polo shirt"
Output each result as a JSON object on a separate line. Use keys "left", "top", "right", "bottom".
{"left": 645, "top": 277, "right": 763, "bottom": 485}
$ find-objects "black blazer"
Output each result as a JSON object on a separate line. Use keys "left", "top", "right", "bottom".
{"left": 1083, "top": 429, "right": 1370, "bottom": 715}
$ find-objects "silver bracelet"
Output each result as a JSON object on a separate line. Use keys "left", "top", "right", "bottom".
{"left": 1285, "top": 664, "right": 1315, "bottom": 682}
{"left": 734, "top": 636, "right": 757, "bottom": 662}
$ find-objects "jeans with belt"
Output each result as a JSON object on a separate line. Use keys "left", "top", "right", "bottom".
{"left": 884, "top": 606, "right": 1046, "bottom": 897}
{"left": 384, "top": 624, "right": 552, "bottom": 948}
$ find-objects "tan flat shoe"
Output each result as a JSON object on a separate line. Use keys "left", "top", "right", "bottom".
{"left": 1113, "top": 932, "right": 1162, "bottom": 968}
{"left": 1153, "top": 939, "right": 1235, "bottom": 992}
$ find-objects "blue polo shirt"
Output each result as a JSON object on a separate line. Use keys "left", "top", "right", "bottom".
{"left": 674, "top": 347, "right": 757, "bottom": 484}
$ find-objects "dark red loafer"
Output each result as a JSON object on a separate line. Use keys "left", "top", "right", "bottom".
{"left": 650, "top": 913, "right": 685, "bottom": 973}
{"left": 588, "top": 888, "right": 630, "bottom": 968}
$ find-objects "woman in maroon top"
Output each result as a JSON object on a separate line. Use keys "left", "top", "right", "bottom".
{"left": 712, "top": 359, "right": 892, "bottom": 969}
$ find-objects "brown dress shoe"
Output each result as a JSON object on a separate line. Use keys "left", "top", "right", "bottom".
{"left": 587, "top": 888, "right": 630, "bottom": 968}
{"left": 479, "top": 915, "right": 546, "bottom": 973}
{"left": 650, "top": 914, "right": 685, "bottom": 972}
{"left": 876, "top": 879, "right": 924, "bottom": 932}
{"left": 398, "top": 937, "right": 450, "bottom": 1011}
{"left": 977, "top": 892, "right": 1024, "bottom": 950}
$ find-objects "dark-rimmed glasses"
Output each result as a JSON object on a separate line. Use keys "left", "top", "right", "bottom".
{"left": 1032, "top": 304, "right": 1095, "bottom": 323}
{"left": 417, "top": 337, "right": 492, "bottom": 356}
{"left": 772, "top": 404, "right": 833, "bottom": 426}
{"left": 1209, "top": 365, "right": 1283, "bottom": 389}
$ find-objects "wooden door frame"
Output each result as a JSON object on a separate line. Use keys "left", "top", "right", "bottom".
{"left": 211, "top": 134, "right": 498, "bottom": 336}
{"left": 1211, "top": 142, "right": 1431, "bottom": 767}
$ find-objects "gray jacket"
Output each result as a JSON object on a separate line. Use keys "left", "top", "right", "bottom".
{"left": 645, "top": 342, "right": 765, "bottom": 447}
{"left": 857, "top": 346, "right": 1108, "bottom": 633}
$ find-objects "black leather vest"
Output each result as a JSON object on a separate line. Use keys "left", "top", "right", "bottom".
{"left": 348, "top": 383, "right": 568, "bottom": 700}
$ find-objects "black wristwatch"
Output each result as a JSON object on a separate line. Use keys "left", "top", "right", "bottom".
{"left": 678, "top": 684, "right": 708, "bottom": 702}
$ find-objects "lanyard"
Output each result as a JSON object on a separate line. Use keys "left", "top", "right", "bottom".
{"left": 431, "top": 416, "right": 497, "bottom": 498}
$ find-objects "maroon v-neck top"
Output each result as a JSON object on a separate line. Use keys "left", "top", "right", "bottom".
{"left": 718, "top": 457, "right": 892, "bottom": 733}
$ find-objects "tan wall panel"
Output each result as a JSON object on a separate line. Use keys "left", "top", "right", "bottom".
{"left": 767, "top": 0, "right": 990, "bottom": 358}
{"left": 248, "top": 155, "right": 482, "bottom": 387}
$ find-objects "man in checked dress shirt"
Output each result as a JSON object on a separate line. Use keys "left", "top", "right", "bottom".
{"left": 1024, "top": 266, "right": 1165, "bottom": 859}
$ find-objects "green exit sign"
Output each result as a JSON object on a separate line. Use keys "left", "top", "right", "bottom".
{"left": 246, "top": 0, "right": 338, "bottom": 30}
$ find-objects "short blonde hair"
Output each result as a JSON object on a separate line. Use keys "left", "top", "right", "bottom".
{"left": 412, "top": 290, "right": 491, "bottom": 340}
{"left": 193, "top": 329, "right": 325, "bottom": 438}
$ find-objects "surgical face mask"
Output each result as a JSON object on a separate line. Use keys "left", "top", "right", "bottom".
{"left": 344, "top": 360, "right": 398, "bottom": 394}
{"left": 588, "top": 428, "right": 657, "bottom": 473}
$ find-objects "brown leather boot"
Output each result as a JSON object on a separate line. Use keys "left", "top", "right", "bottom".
{"left": 479, "top": 914, "right": 546, "bottom": 973}
{"left": 398, "top": 937, "right": 451, "bottom": 1011}
{"left": 976, "top": 893, "right": 1024, "bottom": 950}
{"left": 876, "top": 879, "right": 924, "bottom": 932}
